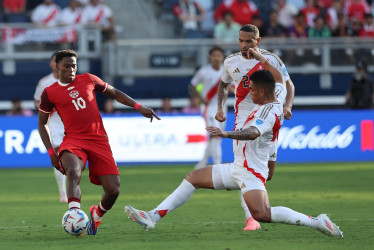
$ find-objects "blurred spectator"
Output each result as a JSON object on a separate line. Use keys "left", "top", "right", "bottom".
{"left": 332, "top": 12, "right": 356, "bottom": 36}
{"left": 213, "top": 11, "right": 241, "bottom": 41}
{"left": 251, "top": 14, "right": 265, "bottom": 36}
{"left": 359, "top": 13, "right": 374, "bottom": 37}
{"left": 326, "top": 0, "right": 344, "bottom": 30}
{"left": 300, "top": 0, "right": 321, "bottom": 27}
{"left": 82, "top": 0, "right": 115, "bottom": 41}
{"left": 288, "top": 12, "right": 309, "bottom": 37}
{"left": 31, "top": 0, "right": 61, "bottom": 27}
{"left": 345, "top": 60, "right": 374, "bottom": 109}
{"left": 252, "top": 0, "right": 273, "bottom": 26}
{"left": 345, "top": 0, "right": 371, "bottom": 23}
{"left": 288, "top": 0, "right": 306, "bottom": 9}
{"left": 59, "top": 0, "right": 84, "bottom": 26}
{"left": 102, "top": 99, "right": 121, "bottom": 115}
{"left": 214, "top": 0, "right": 259, "bottom": 26}
{"left": 182, "top": 95, "right": 201, "bottom": 114}
{"left": 262, "top": 10, "right": 287, "bottom": 37}
{"left": 195, "top": 0, "right": 215, "bottom": 37}
{"left": 308, "top": 15, "right": 331, "bottom": 37}
{"left": 6, "top": 98, "right": 33, "bottom": 117}
{"left": 275, "top": 0, "right": 298, "bottom": 29}
{"left": 173, "top": 0, "right": 206, "bottom": 38}
{"left": 2, "top": 0, "right": 26, "bottom": 14}
{"left": 156, "top": 97, "right": 179, "bottom": 115}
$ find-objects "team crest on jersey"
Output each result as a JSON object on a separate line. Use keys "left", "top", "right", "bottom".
{"left": 69, "top": 90, "right": 79, "bottom": 98}
{"left": 256, "top": 119, "right": 264, "bottom": 125}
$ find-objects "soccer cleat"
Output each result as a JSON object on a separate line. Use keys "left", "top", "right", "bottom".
{"left": 124, "top": 205, "right": 155, "bottom": 231}
{"left": 87, "top": 205, "right": 102, "bottom": 235}
{"left": 243, "top": 216, "right": 261, "bottom": 231}
{"left": 315, "top": 214, "right": 343, "bottom": 237}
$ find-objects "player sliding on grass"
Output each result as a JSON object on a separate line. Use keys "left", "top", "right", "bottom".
{"left": 38, "top": 49, "right": 160, "bottom": 235}
{"left": 125, "top": 48, "right": 343, "bottom": 237}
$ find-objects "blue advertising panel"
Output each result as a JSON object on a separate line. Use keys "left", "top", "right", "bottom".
{"left": 221, "top": 110, "right": 374, "bottom": 163}
{"left": 0, "top": 110, "right": 373, "bottom": 168}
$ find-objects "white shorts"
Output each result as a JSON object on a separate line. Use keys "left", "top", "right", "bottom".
{"left": 204, "top": 113, "right": 226, "bottom": 130}
{"left": 269, "top": 140, "right": 278, "bottom": 162}
{"left": 47, "top": 112, "right": 65, "bottom": 148}
{"left": 212, "top": 163, "right": 266, "bottom": 193}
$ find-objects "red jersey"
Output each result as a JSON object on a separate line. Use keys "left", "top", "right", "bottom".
{"left": 39, "top": 73, "right": 109, "bottom": 140}
{"left": 214, "top": 0, "right": 259, "bottom": 26}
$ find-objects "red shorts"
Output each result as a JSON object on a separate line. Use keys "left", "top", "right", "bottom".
{"left": 59, "top": 138, "right": 119, "bottom": 185}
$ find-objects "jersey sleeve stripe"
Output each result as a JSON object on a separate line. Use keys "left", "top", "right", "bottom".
{"left": 259, "top": 105, "right": 273, "bottom": 119}
{"left": 39, "top": 108, "right": 51, "bottom": 114}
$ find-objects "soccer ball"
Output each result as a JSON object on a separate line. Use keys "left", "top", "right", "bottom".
{"left": 62, "top": 209, "right": 89, "bottom": 236}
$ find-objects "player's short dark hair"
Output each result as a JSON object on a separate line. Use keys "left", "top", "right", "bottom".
{"left": 209, "top": 46, "right": 224, "bottom": 56}
{"left": 240, "top": 24, "right": 259, "bottom": 38}
{"left": 55, "top": 49, "right": 78, "bottom": 63}
{"left": 249, "top": 70, "right": 275, "bottom": 94}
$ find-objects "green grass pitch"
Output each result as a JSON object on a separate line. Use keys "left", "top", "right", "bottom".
{"left": 0, "top": 162, "right": 373, "bottom": 250}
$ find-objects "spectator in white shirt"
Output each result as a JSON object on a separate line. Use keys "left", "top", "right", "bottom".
{"left": 31, "top": 0, "right": 61, "bottom": 27}
{"left": 59, "top": 0, "right": 84, "bottom": 26}
{"left": 82, "top": 0, "right": 115, "bottom": 41}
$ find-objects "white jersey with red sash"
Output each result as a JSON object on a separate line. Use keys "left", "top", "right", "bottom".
{"left": 221, "top": 49, "right": 290, "bottom": 131}
{"left": 191, "top": 64, "right": 225, "bottom": 125}
{"left": 31, "top": 3, "right": 61, "bottom": 27}
{"left": 233, "top": 101, "right": 284, "bottom": 183}
{"left": 59, "top": 6, "right": 84, "bottom": 26}
{"left": 82, "top": 3, "right": 112, "bottom": 28}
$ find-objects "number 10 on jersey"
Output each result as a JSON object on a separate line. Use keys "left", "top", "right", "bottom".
{"left": 72, "top": 97, "right": 86, "bottom": 110}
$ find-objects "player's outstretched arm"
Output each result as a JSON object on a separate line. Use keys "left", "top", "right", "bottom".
{"left": 216, "top": 80, "right": 230, "bottom": 122}
{"left": 104, "top": 85, "right": 160, "bottom": 122}
{"left": 206, "top": 126, "right": 260, "bottom": 140}
{"left": 283, "top": 79, "right": 295, "bottom": 120}
{"left": 248, "top": 48, "right": 284, "bottom": 85}
{"left": 38, "top": 112, "right": 61, "bottom": 172}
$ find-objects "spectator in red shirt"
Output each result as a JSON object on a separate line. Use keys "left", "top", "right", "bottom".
{"left": 344, "top": 0, "right": 371, "bottom": 23}
{"left": 300, "top": 0, "right": 320, "bottom": 27}
{"left": 2, "top": 0, "right": 26, "bottom": 14}
{"left": 359, "top": 13, "right": 374, "bottom": 37}
{"left": 214, "top": 0, "right": 259, "bottom": 26}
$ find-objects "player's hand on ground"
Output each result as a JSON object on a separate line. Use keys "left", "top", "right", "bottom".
{"left": 139, "top": 106, "right": 161, "bottom": 122}
{"left": 206, "top": 126, "right": 228, "bottom": 138}
{"left": 215, "top": 109, "right": 226, "bottom": 122}
{"left": 283, "top": 106, "right": 292, "bottom": 120}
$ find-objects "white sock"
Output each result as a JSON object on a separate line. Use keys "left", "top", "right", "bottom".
{"left": 149, "top": 179, "right": 196, "bottom": 222}
{"left": 54, "top": 168, "right": 67, "bottom": 196}
{"left": 195, "top": 140, "right": 212, "bottom": 169}
{"left": 239, "top": 191, "right": 252, "bottom": 219}
{"left": 211, "top": 137, "right": 222, "bottom": 164}
{"left": 271, "top": 206, "right": 318, "bottom": 228}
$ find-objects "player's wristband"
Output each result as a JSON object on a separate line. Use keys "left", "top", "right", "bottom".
{"left": 47, "top": 147, "right": 57, "bottom": 157}
{"left": 134, "top": 102, "right": 142, "bottom": 111}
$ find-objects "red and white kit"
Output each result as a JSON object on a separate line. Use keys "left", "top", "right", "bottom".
{"left": 34, "top": 73, "right": 64, "bottom": 147}
{"left": 191, "top": 64, "right": 226, "bottom": 129}
{"left": 213, "top": 100, "right": 284, "bottom": 192}
{"left": 31, "top": 3, "right": 61, "bottom": 27}
{"left": 39, "top": 73, "right": 119, "bottom": 185}
{"left": 82, "top": 3, "right": 112, "bottom": 28}
{"left": 221, "top": 49, "right": 290, "bottom": 132}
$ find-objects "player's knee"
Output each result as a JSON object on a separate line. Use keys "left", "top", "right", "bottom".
{"left": 65, "top": 167, "right": 81, "bottom": 180}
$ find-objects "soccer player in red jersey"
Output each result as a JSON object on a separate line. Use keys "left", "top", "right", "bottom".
{"left": 38, "top": 49, "right": 160, "bottom": 235}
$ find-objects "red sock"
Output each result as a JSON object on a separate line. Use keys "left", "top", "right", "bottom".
{"left": 94, "top": 201, "right": 111, "bottom": 219}
{"left": 68, "top": 198, "right": 80, "bottom": 209}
